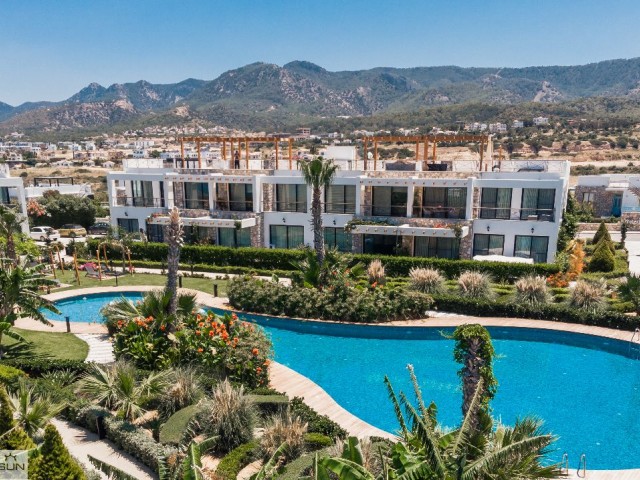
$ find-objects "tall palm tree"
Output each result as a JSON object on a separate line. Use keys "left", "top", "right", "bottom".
{"left": 0, "top": 205, "right": 25, "bottom": 265}
{"left": 300, "top": 157, "right": 338, "bottom": 265}
{"left": 165, "top": 206, "right": 183, "bottom": 316}
{"left": 0, "top": 260, "right": 59, "bottom": 325}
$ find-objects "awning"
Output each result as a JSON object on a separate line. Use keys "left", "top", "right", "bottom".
{"left": 350, "top": 224, "right": 469, "bottom": 238}
{"left": 147, "top": 216, "right": 256, "bottom": 229}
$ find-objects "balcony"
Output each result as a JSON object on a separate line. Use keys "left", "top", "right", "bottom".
{"left": 412, "top": 206, "right": 466, "bottom": 219}
{"left": 474, "top": 207, "right": 555, "bottom": 222}
{"left": 362, "top": 205, "right": 407, "bottom": 217}
{"left": 114, "top": 196, "right": 165, "bottom": 208}
{"left": 213, "top": 199, "right": 254, "bottom": 212}
{"left": 275, "top": 201, "right": 307, "bottom": 213}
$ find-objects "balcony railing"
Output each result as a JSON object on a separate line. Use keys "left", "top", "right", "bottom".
{"left": 213, "top": 200, "right": 254, "bottom": 212}
{"left": 325, "top": 202, "right": 356, "bottom": 214}
{"left": 363, "top": 205, "right": 408, "bottom": 217}
{"left": 474, "top": 207, "right": 555, "bottom": 222}
{"left": 275, "top": 201, "right": 307, "bottom": 213}
{"left": 181, "top": 198, "right": 210, "bottom": 210}
{"left": 412, "top": 206, "right": 466, "bottom": 219}
{"left": 115, "top": 197, "right": 165, "bottom": 208}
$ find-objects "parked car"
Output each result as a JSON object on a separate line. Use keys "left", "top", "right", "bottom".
{"left": 87, "top": 222, "right": 110, "bottom": 235}
{"left": 58, "top": 224, "right": 87, "bottom": 238}
{"left": 29, "top": 226, "right": 60, "bottom": 241}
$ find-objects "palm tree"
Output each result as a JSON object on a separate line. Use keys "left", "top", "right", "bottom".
{"left": 77, "top": 361, "right": 171, "bottom": 422}
{"left": 0, "top": 260, "right": 59, "bottom": 325}
{"left": 9, "top": 377, "right": 65, "bottom": 439}
{"left": 100, "top": 289, "right": 197, "bottom": 326}
{"left": 165, "top": 206, "right": 184, "bottom": 316}
{"left": 618, "top": 274, "right": 640, "bottom": 315}
{"left": 0, "top": 205, "right": 25, "bottom": 265}
{"left": 0, "top": 319, "right": 28, "bottom": 359}
{"left": 300, "top": 157, "right": 338, "bottom": 265}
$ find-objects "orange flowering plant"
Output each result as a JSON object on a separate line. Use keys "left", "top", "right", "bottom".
{"left": 112, "top": 311, "right": 272, "bottom": 388}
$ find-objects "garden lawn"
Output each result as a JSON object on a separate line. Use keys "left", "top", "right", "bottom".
{"left": 50, "top": 270, "right": 228, "bottom": 296}
{"left": 2, "top": 328, "right": 88, "bottom": 361}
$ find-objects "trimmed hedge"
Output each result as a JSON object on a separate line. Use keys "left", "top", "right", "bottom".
{"left": 88, "top": 240, "right": 560, "bottom": 280}
{"left": 158, "top": 403, "right": 203, "bottom": 445}
{"left": 215, "top": 440, "right": 259, "bottom": 480}
{"left": 277, "top": 447, "right": 333, "bottom": 480}
{"left": 289, "top": 397, "right": 347, "bottom": 440}
{"left": 431, "top": 294, "right": 639, "bottom": 330}
{"left": 0, "top": 359, "right": 90, "bottom": 377}
{"left": 248, "top": 394, "right": 290, "bottom": 416}
{"left": 304, "top": 433, "right": 334, "bottom": 451}
{"left": 0, "top": 364, "right": 25, "bottom": 385}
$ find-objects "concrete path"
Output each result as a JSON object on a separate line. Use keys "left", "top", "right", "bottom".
{"left": 51, "top": 418, "right": 156, "bottom": 480}
{"left": 74, "top": 333, "right": 114, "bottom": 363}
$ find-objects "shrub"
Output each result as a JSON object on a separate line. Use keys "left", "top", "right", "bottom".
{"left": 0, "top": 364, "right": 25, "bottom": 385}
{"left": 289, "top": 397, "right": 347, "bottom": 440}
{"left": 593, "top": 221, "right": 612, "bottom": 245}
{"left": 202, "top": 380, "right": 256, "bottom": 453}
{"left": 304, "top": 432, "right": 333, "bottom": 451}
{"left": 367, "top": 259, "right": 386, "bottom": 285}
{"left": 570, "top": 280, "right": 607, "bottom": 314}
{"left": 29, "top": 424, "right": 86, "bottom": 480}
{"left": 514, "top": 275, "right": 550, "bottom": 306}
{"left": 457, "top": 271, "right": 493, "bottom": 299}
{"left": 249, "top": 394, "right": 290, "bottom": 416}
{"left": 0, "top": 358, "right": 90, "bottom": 377}
{"left": 215, "top": 441, "right": 259, "bottom": 480}
{"left": 157, "top": 367, "right": 204, "bottom": 419}
{"left": 408, "top": 267, "right": 445, "bottom": 294}
{"left": 159, "top": 404, "right": 203, "bottom": 445}
{"left": 261, "top": 412, "right": 308, "bottom": 461}
{"left": 589, "top": 241, "right": 615, "bottom": 272}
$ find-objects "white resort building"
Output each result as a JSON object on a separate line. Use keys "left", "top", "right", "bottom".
{"left": 0, "top": 164, "right": 29, "bottom": 233}
{"left": 106, "top": 150, "right": 569, "bottom": 264}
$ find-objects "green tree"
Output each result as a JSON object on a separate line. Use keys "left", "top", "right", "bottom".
{"left": 300, "top": 157, "right": 338, "bottom": 265}
{"left": 592, "top": 221, "right": 612, "bottom": 245}
{"left": 29, "top": 424, "right": 86, "bottom": 480}
{"left": 37, "top": 193, "right": 96, "bottom": 228}
{"left": 0, "top": 204, "right": 25, "bottom": 264}
{"left": 101, "top": 226, "right": 137, "bottom": 273}
{"left": 589, "top": 240, "right": 615, "bottom": 272}
{"left": 9, "top": 377, "right": 65, "bottom": 438}
{"left": 0, "top": 386, "right": 14, "bottom": 436}
{"left": 557, "top": 193, "right": 579, "bottom": 251}
{"left": 165, "top": 206, "right": 183, "bottom": 317}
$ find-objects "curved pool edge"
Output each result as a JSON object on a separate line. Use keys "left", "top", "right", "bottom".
{"left": 31, "top": 288, "right": 640, "bottom": 477}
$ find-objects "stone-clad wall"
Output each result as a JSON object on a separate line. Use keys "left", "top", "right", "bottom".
{"left": 574, "top": 185, "right": 616, "bottom": 217}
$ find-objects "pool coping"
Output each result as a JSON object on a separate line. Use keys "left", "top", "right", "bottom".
{"left": 26, "top": 287, "right": 640, "bottom": 478}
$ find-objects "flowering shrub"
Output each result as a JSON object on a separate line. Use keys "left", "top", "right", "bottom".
{"left": 112, "top": 311, "right": 272, "bottom": 389}
{"left": 27, "top": 199, "right": 46, "bottom": 217}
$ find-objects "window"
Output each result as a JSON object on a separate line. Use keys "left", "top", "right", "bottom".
{"left": 414, "top": 237, "right": 460, "bottom": 259}
{"left": 183, "top": 226, "right": 216, "bottom": 244}
{"left": 514, "top": 235, "right": 549, "bottom": 263}
{"left": 146, "top": 224, "right": 164, "bottom": 243}
{"left": 117, "top": 218, "right": 139, "bottom": 233}
{"left": 183, "top": 183, "right": 209, "bottom": 210}
{"left": 0, "top": 187, "right": 11, "bottom": 205}
{"left": 270, "top": 225, "right": 304, "bottom": 249}
{"left": 324, "top": 227, "right": 352, "bottom": 252}
{"left": 372, "top": 186, "right": 407, "bottom": 216}
{"left": 473, "top": 234, "right": 505, "bottom": 256}
{"left": 582, "top": 191, "right": 596, "bottom": 204}
{"left": 479, "top": 188, "right": 512, "bottom": 219}
{"left": 363, "top": 234, "right": 400, "bottom": 255}
{"left": 520, "top": 189, "right": 555, "bottom": 221}
{"left": 131, "top": 180, "right": 155, "bottom": 207}
{"left": 218, "top": 227, "right": 251, "bottom": 247}
{"left": 325, "top": 185, "right": 356, "bottom": 213}
{"left": 217, "top": 183, "right": 253, "bottom": 211}
{"left": 414, "top": 187, "right": 466, "bottom": 219}
{"left": 276, "top": 184, "right": 307, "bottom": 212}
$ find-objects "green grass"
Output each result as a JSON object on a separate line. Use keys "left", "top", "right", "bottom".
{"left": 49, "top": 270, "right": 228, "bottom": 296}
{"left": 2, "top": 328, "right": 88, "bottom": 361}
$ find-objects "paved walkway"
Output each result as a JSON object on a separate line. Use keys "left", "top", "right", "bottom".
{"left": 74, "top": 333, "right": 114, "bottom": 363}
{"left": 52, "top": 418, "right": 156, "bottom": 480}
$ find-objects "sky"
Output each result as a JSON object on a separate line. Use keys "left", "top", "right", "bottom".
{"left": 1, "top": 0, "right": 640, "bottom": 105}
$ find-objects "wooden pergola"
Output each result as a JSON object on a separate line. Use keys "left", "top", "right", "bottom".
{"left": 179, "top": 136, "right": 295, "bottom": 170}
{"left": 362, "top": 134, "right": 491, "bottom": 171}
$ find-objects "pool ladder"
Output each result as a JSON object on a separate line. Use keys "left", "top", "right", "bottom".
{"left": 561, "top": 453, "right": 569, "bottom": 475}
{"left": 629, "top": 328, "right": 640, "bottom": 359}
{"left": 576, "top": 453, "right": 587, "bottom": 478}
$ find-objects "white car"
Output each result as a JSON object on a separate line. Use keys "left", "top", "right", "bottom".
{"left": 29, "top": 226, "right": 60, "bottom": 241}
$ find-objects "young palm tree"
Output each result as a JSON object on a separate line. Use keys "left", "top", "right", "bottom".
{"left": 101, "top": 289, "right": 197, "bottom": 326}
{"left": 9, "top": 377, "right": 65, "bottom": 439}
{"left": 300, "top": 157, "right": 338, "bottom": 265}
{"left": 0, "top": 205, "right": 25, "bottom": 265}
{"left": 165, "top": 206, "right": 184, "bottom": 316}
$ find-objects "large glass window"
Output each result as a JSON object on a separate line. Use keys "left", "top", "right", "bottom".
{"left": 183, "top": 226, "right": 216, "bottom": 244}
{"left": 184, "top": 183, "right": 209, "bottom": 210}
{"left": 117, "top": 218, "right": 139, "bottom": 233}
{"left": 0, "top": 187, "right": 11, "bottom": 205}
{"left": 325, "top": 185, "right": 356, "bottom": 214}
{"left": 146, "top": 223, "right": 164, "bottom": 243}
{"left": 218, "top": 227, "right": 251, "bottom": 247}
{"left": 414, "top": 237, "right": 460, "bottom": 259}
{"left": 363, "top": 234, "right": 400, "bottom": 255}
{"left": 479, "top": 188, "right": 512, "bottom": 219}
{"left": 131, "top": 180, "right": 155, "bottom": 207}
{"left": 324, "top": 227, "right": 352, "bottom": 252}
{"left": 414, "top": 187, "right": 466, "bottom": 219}
{"left": 276, "top": 184, "right": 307, "bottom": 212}
{"left": 372, "top": 187, "right": 407, "bottom": 216}
{"left": 216, "top": 183, "right": 253, "bottom": 211}
{"left": 473, "top": 234, "right": 505, "bottom": 256}
{"left": 521, "top": 189, "right": 555, "bottom": 221}
{"left": 270, "top": 225, "right": 304, "bottom": 249}
{"left": 514, "top": 236, "right": 549, "bottom": 263}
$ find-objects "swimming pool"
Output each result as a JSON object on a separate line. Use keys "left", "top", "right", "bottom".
{"left": 44, "top": 292, "right": 145, "bottom": 323}
{"left": 49, "top": 292, "right": 640, "bottom": 469}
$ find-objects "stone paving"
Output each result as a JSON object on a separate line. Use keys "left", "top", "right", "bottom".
{"left": 74, "top": 333, "right": 114, "bottom": 363}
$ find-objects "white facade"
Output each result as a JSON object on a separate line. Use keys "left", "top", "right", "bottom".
{"left": 0, "top": 165, "right": 29, "bottom": 233}
{"left": 106, "top": 157, "right": 570, "bottom": 263}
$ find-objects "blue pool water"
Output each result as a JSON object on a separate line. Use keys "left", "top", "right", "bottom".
{"left": 44, "top": 292, "right": 145, "bottom": 323}
{"left": 49, "top": 293, "right": 640, "bottom": 470}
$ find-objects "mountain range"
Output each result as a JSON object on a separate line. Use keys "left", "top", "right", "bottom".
{"left": 3, "top": 58, "right": 640, "bottom": 135}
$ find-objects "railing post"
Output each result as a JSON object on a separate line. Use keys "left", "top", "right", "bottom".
{"left": 65, "top": 316, "right": 71, "bottom": 333}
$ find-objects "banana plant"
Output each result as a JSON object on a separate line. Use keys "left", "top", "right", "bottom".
{"left": 157, "top": 435, "right": 218, "bottom": 480}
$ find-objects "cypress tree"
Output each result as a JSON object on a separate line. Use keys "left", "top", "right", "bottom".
{"left": 29, "top": 424, "right": 85, "bottom": 480}
{"left": 0, "top": 386, "right": 13, "bottom": 436}
{"left": 593, "top": 221, "right": 612, "bottom": 245}
{"left": 589, "top": 241, "right": 615, "bottom": 272}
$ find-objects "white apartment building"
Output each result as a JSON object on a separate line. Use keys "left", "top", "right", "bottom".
{"left": 0, "top": 165, "right": 29, "bottom": 233}
{"left": 106, "top": 157, "right": 569, "bottom": 263}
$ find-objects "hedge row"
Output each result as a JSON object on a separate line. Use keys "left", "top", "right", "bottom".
{"left": 88, "top": 240, "right": 560, "bottom": 280}
{"left": 215, "top": 441, "right": 260, "bottom": 480}
{"left": 431, "top": 295, "right": 639, "bottom": 331}
{"left": 0, "top": 365, "right": 25, "bottom": 385}
{"left": 0, "top": 359, "right": 91, "bottom": 377}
